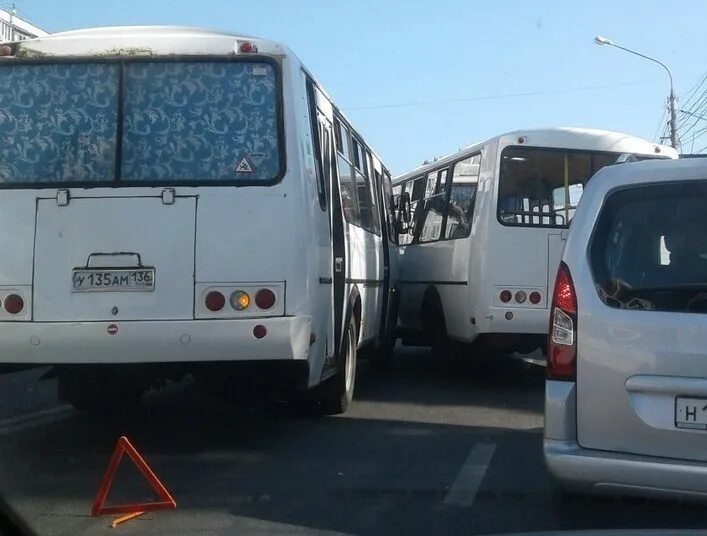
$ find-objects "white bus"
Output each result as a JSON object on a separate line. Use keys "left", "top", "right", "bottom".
{"left": 0, "top": 26, "right": 398, "bottom": 414}
{"left": 392, "top": 128, "right": 677, "bottom": 357}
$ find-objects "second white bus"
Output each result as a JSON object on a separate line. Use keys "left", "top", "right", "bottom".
{"left": 392, "top": 128, "right": 677, "bottom": 357}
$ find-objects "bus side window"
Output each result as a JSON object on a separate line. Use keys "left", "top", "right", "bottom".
{"left": 364, "top": 149, "right": 381, "bottom": 235}
{"left": 351, "top": 138, "right": 378, "bottom": 235}
{"left": 445, "top": 154, "right": 480, "bottom": 239}
{"left": 418, "top": 169, "right": 447, "bottom": 243}
{"left": 385, "top": 172, "right": 397, "bottom": 244}
{"left": 334, "top": 119, "right": 359, "bottom": 226}
{"left": 398, "top": 179, "right": 420, "bottom": 245}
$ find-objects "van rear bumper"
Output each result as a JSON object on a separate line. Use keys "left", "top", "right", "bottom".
{"left": 544, "top": 439, "right": 707, "bottom": 501}
{"left": 0, "top": 316, "right": 312, "bottom": 364}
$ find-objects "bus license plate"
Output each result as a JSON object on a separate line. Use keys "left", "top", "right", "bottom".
{"left": 72, "top": 268, "right": 155, "bottom": 292}
{"left": 675, "top": 397, "right": 707, "bottom": 430}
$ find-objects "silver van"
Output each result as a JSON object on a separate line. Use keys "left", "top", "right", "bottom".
{"left": 544, "top": 158, "right": 707, "bottom": 501}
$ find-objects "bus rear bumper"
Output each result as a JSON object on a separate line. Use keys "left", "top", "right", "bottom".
{"left": 483, "top": 305, "right": 549, "bottom": 334}
{"left": 0, "top": 316, "right": 312, "bottom": 364}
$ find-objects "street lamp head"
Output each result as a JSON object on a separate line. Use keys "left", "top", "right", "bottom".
{"left": 594, "top": 35, "right": 613, "bottom": 46}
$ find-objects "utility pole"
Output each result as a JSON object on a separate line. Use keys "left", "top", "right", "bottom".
{"left": 595, "top": 36, "right": 678, "bottom": 149}
{"left": 668, "top": 87, "right": 678, "bottom": 149}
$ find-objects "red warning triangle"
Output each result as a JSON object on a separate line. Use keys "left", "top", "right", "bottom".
{"left": 91, "top": 436, "right": 176, "bottom": 516}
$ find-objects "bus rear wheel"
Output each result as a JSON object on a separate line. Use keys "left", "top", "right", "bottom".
{"left": 312, "top": 316, "right": 357, "bottom": 415}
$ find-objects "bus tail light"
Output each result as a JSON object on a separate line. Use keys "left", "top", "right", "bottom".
{"left": 515, "top": 290, "right": 527, "bottom": 303}
{"left": 255, "top": 288, "right": 276, "bottom": 310}
{"left": 548, "top": 262, "right": 577, "bottom": 381}
{"left": 500, "top": 290, "right": 512, "bottom": 303}
{"left": 238, "top": 41, "right": 258, "bottom": 53}
{"left": 253, "top": 325, "right": 267, "bottom": 339}
{"left": 3, "top": 294, "right": 23, "bottom": 314}
{"left": 205, "top": 291, "right": 225, "bottom": 312}
{"left": 230, "top": 290, "right": 250, "bottom": 310}
{"left": 529, "top": 291, "right": 542, "bottom": 304}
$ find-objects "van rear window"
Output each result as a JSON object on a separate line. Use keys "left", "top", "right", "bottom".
{"left": 0, "top": 60, "right": 281, "bottom": 185}
{"left": 589, "top": 181, "right": 707, "bottom": 313}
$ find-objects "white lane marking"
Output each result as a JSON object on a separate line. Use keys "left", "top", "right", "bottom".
{"left": 444, "top": 442, "right": 496, "bottom": 507}
{"left": 0, "top": 405, "right": 73, "bottom": 436}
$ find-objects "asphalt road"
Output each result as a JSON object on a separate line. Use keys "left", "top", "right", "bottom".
{"left": 0, "top": 348, "right": 704, "bottom": 535}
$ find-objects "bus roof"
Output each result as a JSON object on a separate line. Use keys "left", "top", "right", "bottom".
{"left": 6, "top": 25, "right": 291, "bottom": 58}
{"left": 6, "top": 25, "right": 393, "bottom": 179}
{"left": 393, "top": 127, "right": 677, "bottom": 183}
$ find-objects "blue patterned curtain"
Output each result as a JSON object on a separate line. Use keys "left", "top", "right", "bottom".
{"left": 0, "top": 63, "right": 119, "bottom": 183}
{"left": 0, "top": 60, "right": 280, "bottom": 184}
{"left": 122, "top": 61, "right": 280, "bottom": 182}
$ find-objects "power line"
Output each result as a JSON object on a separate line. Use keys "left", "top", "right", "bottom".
{"left": 680, "top": 70, "right": 707, "bottom": 109}
{"left": 653, "top": 106, "right": 667, "bottom": 142}
{"left": 344, "top": 80, "right": 648, "bottom": 111}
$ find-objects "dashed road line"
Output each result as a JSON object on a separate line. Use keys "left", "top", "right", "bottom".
{"left": 0, "top": 405, "right": 74, "bottom": 436}
{"left": 444, "top": 442, "right": 496, "bottom": 507}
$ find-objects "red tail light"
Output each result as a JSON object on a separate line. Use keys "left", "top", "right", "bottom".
{"left": 4, "top": 294, "right": 23, "bottom": 315}
{"left": 548, "top": 262, "right": 577, "bottom": 381}
{"left": 205, "top": 291, "right": 225, "bottom": 312}
{"left": 500, "top": 290, "right": 512, "bottom": 303}
{"left": 255, "top": 289, "right": 276, "bottom": 310}
{"left": 529, "top": 291, "right": 542, "bottom": 304}
{"left": 238, "top": 41, "right": 258, "bottom": 53}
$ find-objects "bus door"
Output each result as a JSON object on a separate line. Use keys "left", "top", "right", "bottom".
{"left": 307, "top": 76, "right": 345, "bottom": 370}
{"left": 376, "top": 169, "right": 396, "bottom": 347}
{"left": 323, "top": 115, "right": 348, "bottom": 359}
{"left": 315, "top": 112, "right": 347, "bottom": 362}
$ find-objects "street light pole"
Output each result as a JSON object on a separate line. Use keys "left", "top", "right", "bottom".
{"left": 594, "top": 36, "right": 678, "bottom": 149}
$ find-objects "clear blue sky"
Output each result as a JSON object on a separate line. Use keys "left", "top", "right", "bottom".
{"left": 10, "top": 0, "right": 707, "bottom": 174}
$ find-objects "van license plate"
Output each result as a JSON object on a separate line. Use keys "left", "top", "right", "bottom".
{"left": 675, "top": 397, "right": 707, "bottom": 430}
{"left": 72, "top": 268, "right": 155, "bottom": 292}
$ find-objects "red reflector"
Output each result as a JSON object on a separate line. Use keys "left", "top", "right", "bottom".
{"left": 205, "top": 291, "right": 225, "bottom": 312}
{"left": 500, "top": 290, "right": 512, "bottom": 303}
{"left": 4, "top": 294, "right": 23, "bottom": 315}
{"left": 529, "top": 291, "right": 542, "bottom": 304}
{"left": 255, "top": 289, "right": 275, "bottom": 310}
{"left": 253, "top": 325, "right": 267, "bottom": 339}
{"left": 107, "top": 324, "right": 118, "bottom": 335}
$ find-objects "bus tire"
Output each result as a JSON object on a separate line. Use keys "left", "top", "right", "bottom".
{"left": 313, "top": 316, "right": 357, "bottom": 415}
{"left": 58, "top": 368, "right": 141, "bottom": 414}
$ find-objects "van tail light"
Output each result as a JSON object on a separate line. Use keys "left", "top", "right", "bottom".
{"left": 548, "top": 262, "right": 577, "bottom": 381}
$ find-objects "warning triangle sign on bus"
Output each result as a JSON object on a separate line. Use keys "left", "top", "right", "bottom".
{"left": 91, "top": 436, "right": 176, "bottom": 516}
{"left": 235, "top": 157, "right": 254, "bottom": 173}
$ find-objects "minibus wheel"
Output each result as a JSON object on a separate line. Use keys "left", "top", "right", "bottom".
{"left": 312, "top": 316, "right": 357, "bottom": 415}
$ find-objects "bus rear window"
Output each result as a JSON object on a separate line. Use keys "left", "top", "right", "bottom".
{"left": 0, "top": 60, "right": 281, "bottom": 185}
{"left": 0, "top": 63, "right": 120, "bottom": 183}
{"left": 498, "top": 147, "right": 616, "bottom": 227}
{"left": 589, "top": 181, "right": 707, "bottom": 313}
